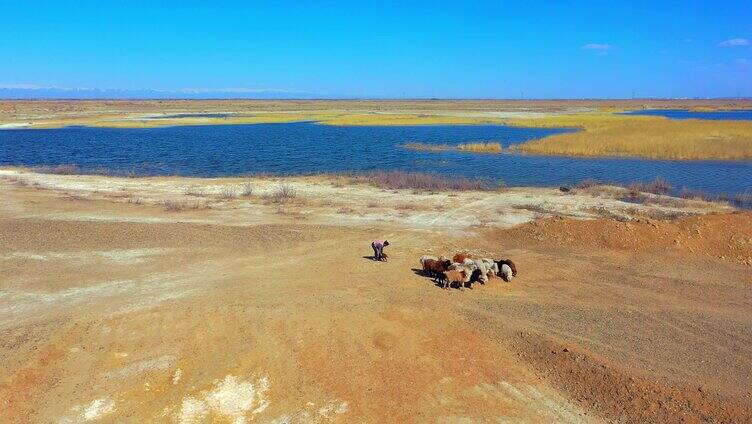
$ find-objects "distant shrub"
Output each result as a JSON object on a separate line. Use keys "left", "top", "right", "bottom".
{"left": 33, "top": 164, "right": 147, "bottom": 178}
{"left": 184, "top": 187, "right": 206, "bottom": 197}
{"left": 162, "top": 200, "right": 207, "bottom": 211}
{"left": 395, "top": 203, "right": 417, "bottom": 210}
{"left": 643, "top": 196, "right": 689, "bottom": 208}
{"left": 679, "top": 188, "right": 712, "bottom": 201}
{"left": 511, "top": 204, "right": 550, "bottom": 214}
{"left": 240, "top": 182, "right": 254, "bottom": 197}
{"left": 733, "top": 192, "right": 752, "bottom": 208}
{"left": 162, "top": 200, "right": 184, "bottom": 211}
{"left": 645, "top": 177, "right": 672, "bottom": 195}
{"left": 576, "top": 178, "right": 601, "bottom": 189}
{"left": 7, "top": 177, "right": 29, "bottom": 187}
{"left": 62, "top": 193, "right": 90, "bottom": 201}
{"left": 349, "top": 171, "right": 499, "bottom": 191}
{"left": 35, "top": 164, "right": 81, "bottom": 175}
{"left": 90, "top": 167, "right": 117, "bottom": 176}
{"left": 578, "top": 177, "right": 671, "bottom": 196}
{"left": 265, "top": 184, "right": 297, "bottom": 203}
{"left": 217, "top": 186, "right": 237, "bottom": 199}
{"left": 621, "top": 189, "right": 647, "bottom": 204}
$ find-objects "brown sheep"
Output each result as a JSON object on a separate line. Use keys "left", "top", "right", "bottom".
{"left": 441, "top": 268, "right": 469, "bottom": 290}
{"left": 452, "top": 252, "right": 474, "bottom": 264}
{"left": 422, "top": 258, "right": 451, "bottom": 277}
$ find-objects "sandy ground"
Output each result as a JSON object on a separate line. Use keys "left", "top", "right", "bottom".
{"left": 1, "top": 169, "right": 751, "bottom": 423}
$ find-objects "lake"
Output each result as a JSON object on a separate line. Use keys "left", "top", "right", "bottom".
{"left": 621, "top": 109, "right": 752, "bottom": 120}
{"left": 1, "top": 122, "right": 751, "bottom": 198}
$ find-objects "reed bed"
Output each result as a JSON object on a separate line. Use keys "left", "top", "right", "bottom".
{"left": 457, "top": 142, "right": 502, "bottom": 153}
{"left": 403, "top": 142, "right": 502, "bottom": 153}
{"left": 402, "top": 142, "right": 453, "bottom": 152}
{"left": 506, "top": 113, "right": 752, "bottom": 160}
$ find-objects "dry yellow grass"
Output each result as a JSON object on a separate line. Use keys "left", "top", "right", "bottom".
{"left": 506, "top": 113, "right": 752, "bottom": 160}
{"left": 402, "top": 142, "right": 453, "bottom": 152}
{"left": 457, "top": 142, "right": 502, "bottom": 153}
{"left": 403, "top": 141, "right": 502, "bottom": 153}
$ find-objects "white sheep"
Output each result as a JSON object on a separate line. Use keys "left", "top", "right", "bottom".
{"left": 489, "top": 262, "right": 499, "bottom": 277}
{"left": 500, "top": 263, "right": 514, "bottom": 282}
{"left": 450, "top": 259, "right": 477, "bottom": 272}
{"left": 479, "top": 258, "right": 498, "bottom": 277}
{"left": 472, "top": 259, "right": 490, "bottom": 284}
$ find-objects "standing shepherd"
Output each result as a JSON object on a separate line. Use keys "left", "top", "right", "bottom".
{"left": 371, "top": 239, "right": 390, "bottom": 261}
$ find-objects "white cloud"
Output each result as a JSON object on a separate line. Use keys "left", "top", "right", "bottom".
{"left": 582, "top": 43, "right": 614, "bottom": 51}
{"left": 718, "top": 38, "right": 750, "bottom": 47}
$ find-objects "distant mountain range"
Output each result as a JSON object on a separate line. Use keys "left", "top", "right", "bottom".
{"left": 0, "top": 86, "right": 355, "bottom": 100}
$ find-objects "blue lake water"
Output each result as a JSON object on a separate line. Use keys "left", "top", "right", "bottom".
{"left": 1, "top": 122, "right": 751, "bottom": 197}
{"left": 620, "top": 109, "right": 752, "bottom": 120}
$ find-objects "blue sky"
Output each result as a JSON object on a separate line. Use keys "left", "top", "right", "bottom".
{"left": 1, "top": 0, "right": 751, "bottom": 98}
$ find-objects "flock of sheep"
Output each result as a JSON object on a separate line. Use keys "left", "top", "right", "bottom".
{"left": 420, "top": 253, "right": 517, "bottom": 290}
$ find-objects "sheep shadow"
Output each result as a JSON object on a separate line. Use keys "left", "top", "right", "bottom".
{"left": 411, "top": 267, "right": 432, "bottom": 278}
{"left": 412, "top": 268, "right": 451, "bottom": 289}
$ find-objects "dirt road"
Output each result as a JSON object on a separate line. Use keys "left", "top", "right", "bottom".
{"left": 1, "top": 171, "right": 750, "bottom": 423}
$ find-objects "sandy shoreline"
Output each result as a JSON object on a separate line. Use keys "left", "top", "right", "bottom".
{"left": 0, "top": 168, "right": 731, "bottom": 230}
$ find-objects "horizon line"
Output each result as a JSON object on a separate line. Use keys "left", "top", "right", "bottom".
{"left": 1, "top": 97, "right": 752, "bottom": 101}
